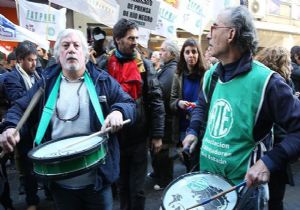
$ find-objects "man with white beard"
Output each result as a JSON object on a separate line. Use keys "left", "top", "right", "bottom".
{"left": 0, "top": 28, "right": 136, "bottom": 210}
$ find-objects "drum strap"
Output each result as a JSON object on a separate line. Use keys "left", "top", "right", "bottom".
{"left": 34, "top": 71, "right": 105, "bottom": 145}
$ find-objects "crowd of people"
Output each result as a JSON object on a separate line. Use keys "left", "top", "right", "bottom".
{"left": 1, "top": 5, "right": 300, "bottom": 210}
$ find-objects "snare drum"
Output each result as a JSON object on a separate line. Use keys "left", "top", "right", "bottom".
{"left": 161, "top": 172, "right": 238, "bottom": 210}
{"left": 28, "top": 135, "right": 107, "bottom": 179}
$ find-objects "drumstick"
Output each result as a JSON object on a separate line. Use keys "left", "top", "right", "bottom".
{"left": 63, "top": 119, "right": 131, "bottom": 149}
{"left": 0, "top": 87, "right": 44, "bottom": 158}
{"left": 186, "top": 180, "right": 247, "bottom": 210}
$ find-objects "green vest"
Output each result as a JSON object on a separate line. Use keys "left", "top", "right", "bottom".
{"left": 201, "top": 61, "right": 273, "bottom": 185}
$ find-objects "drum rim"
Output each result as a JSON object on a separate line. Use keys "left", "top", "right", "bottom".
{"left": 161, "top": 171, "right": 238, "bottom": 210}
{"left": 28, "top": 134, "right": 107, "bottom": 162}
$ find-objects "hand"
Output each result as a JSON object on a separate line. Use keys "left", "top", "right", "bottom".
{"left": 182, "top": 134, "right": 198, "bottom": 154}
{"left": 151, "top": 138, "right": 162, "bottom": 154}
{"left": 244, "top": 159, "right": 270, "bottom": 187}
{"left": 0, "top": 128, "right": 20, "bottom": 153}
{"left": 89, "top": 48, "right": 96, "bottom": 64}
{"left": 295, "top": 92, "right": 300, "bottom": 97}
{"left": 178, "top": 100, "right": 190, "bottom": 109}
{"left": 101, "top": 111, "right": 124, "bottom": 133}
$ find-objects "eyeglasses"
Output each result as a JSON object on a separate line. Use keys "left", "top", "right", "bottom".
{"left": 55, "top": 81, "right": 83, "bottom": 122}
{"left": 210, "top": 25, "right": 233, "bottom": 35}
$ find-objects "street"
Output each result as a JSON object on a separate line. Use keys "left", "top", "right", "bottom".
{"left": 6, "top": 154, "right": 300, "bottom": 210}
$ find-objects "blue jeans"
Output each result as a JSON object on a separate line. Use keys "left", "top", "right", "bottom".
{"left": 50, "top": 183, "right": 113, "bottom": 210}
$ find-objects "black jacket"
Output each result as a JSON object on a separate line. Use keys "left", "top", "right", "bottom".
{"left": 291, "top": 62, "right": 300, "bottom": 92}
{"left": 157, "top": 59, "right": 177, "bottom": 116}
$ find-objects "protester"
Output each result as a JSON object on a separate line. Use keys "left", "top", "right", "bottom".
{"left": 0, "top": 28, "right": 136, "bottom": 210}
{"left": 183, "top": 6, "right": 300, "bottom": 209}
{"left": 6, "top": 52, "right": 16, "bottom": 71}
{"left": 3, "top": 41, "right": 41, "bottom": 210}
{"left": 148, "top": 40, "right": 179, "bottom": 190}
{"left": 204, "top": 46, "right": 218, "bottom": 68}
{"left": 99, "top": 18, "right": 165, "bottom": 210}
{"left": 90, "top": 27, "right": 107, "bottom": 67}
{"left": 170, "top": 38, "right": 206, "bottom": 173}
{"left": 290, "top": 45, "right": 300, "bottom": 93}
{"left": 256, "top": 46, "right": 297, "bottom": 210}
{"left": 36, "top": 46, "right": 48, "bottom": 69}
{"left": 150, "top": 51, "right": 161, "bottom": 72}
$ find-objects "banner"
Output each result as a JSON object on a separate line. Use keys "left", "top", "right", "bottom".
{"left": 268, "top": 0, "right": 280, "bottom": 15}
{"left": 118, "top": 0, "right": 160, "bottom": 30}
{"left": 0, "top": 14, "right": 49, "bottom": 51}
{"left": 151, "top": 0, "right": 179, "bottom": 39}
{"left": 49, "top": 0, "right": 119, "bottom": 27}
{"left": 138, "top": 27, "right": 151, "bottom": 48}
{"left": 18, "top": 0, "right": 66, "bottom": 41}
{"left": 291, "top": 4, "right": 300, "bottom": 20}
{"left": 178, "top": 0, "right": 211, "bottom": 35}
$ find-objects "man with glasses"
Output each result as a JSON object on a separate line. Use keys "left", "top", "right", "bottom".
{"left": 0, "top": 29, "right": 136, "bottom": 210}
{"left": 183, "top": 6, "right": 300, "bottom": 209}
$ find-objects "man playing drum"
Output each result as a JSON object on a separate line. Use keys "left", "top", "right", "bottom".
{"left": 0, "top": 28, "right": 136, "bottom": 210}
{"left": 183, "top": 6, "right": 300, "bottom": 210}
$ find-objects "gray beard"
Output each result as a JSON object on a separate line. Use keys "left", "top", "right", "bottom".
{"left": 65, "top": 63, "right": 80, "bottom": 72}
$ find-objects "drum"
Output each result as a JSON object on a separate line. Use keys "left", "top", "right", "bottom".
{"left": 161, "top": 172, "right": 238, "bottom": 210}
{"left": 28, "top": 135, "right": 107, "bottom": 179}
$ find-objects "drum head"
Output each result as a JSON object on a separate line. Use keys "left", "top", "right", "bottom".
{"left": 161, "top": 172, "right": 238, "bottom": 210}
{"left": 29, "top": 135, "right": 105, "bottom": 162}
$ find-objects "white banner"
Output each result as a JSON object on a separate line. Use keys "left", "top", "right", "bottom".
{"left": 138, "top": 27, "right": 151, "bottom": 48}
{"left": 291, "top": 4, "right": 300, "bottom": 20}
{"left": 151, "top": 0, "right": 178, "bottom": 39}
{"left": 18, "top": 0, "right": 66, "bottom": 41}
{"left": 268, "top": 0, "right": 280, "bottom": 15}
{"left": 210, "top": 0, "right": 239, "bottom": 20}
{"left": 178, "top": 0, "right": 211, "bottom": 35}
{"left": 118, "top": 0, "right": 160, "bottom": 30}
{"left": 49, "top": 0, "right": 119, "bottom": 27}
{"left": 0, "top": 14, "right": 49, "bottom": 51}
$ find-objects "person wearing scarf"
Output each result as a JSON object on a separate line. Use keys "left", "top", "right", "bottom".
{"left": 99, "top": 19, "right": 165, "bottom": 210}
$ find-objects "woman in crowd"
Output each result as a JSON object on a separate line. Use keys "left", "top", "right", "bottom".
{"left": 170, "top": 38, "right": 207, "bottom": 172}
{"left": 256, "top": 46, "right": 297, "bottom": 210}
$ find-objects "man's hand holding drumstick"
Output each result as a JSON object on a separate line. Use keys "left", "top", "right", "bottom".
{"left": 0, "top": 128, "right": 20, "bottom": 153}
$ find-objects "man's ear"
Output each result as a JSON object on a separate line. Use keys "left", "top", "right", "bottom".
{"left": 228, "top": 28, "right": 236, "bottom": 43}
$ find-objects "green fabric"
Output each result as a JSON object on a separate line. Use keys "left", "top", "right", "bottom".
{"left": 84, "top": 72, "right": 105, "bottom": 125}
{"left": 34, "top": 72, "right": 62, "bottom": 145}
{"left": 200, "top": 61, "right": 273, "bottom": 185}
{"left": 34, "top": 71, "right": 105, "bottom": 145}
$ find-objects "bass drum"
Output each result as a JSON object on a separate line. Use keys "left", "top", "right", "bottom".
{"left": 161, "top": 172, "right": 238, "bottom": 210}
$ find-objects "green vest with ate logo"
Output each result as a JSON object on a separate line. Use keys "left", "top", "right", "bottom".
{"left": 201, "top": 61, "right": 273, "bottom": 185}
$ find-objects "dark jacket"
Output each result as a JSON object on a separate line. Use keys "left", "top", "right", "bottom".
{"left": 187, "top": 52, "right": 300, "bottom": 173}
{"left": 291, "top": 62, "right": 300, "bottom": 92}
{"left": 3, "top": 67, "right": 40, "bottom": 103}
{"left": 98, "top": 55, "right": 165, "bottom": 147}
{"left": 3, "top": 67, "right": 41, "bottom": 154}
{"left": 157, "top": 59, "right": 177, "bottom": 144}
{"left": 2, "top": 61, "right": 136, "bottom": 189}
{"left": 158, "top": 59, "right": 177, "bottom": 116}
